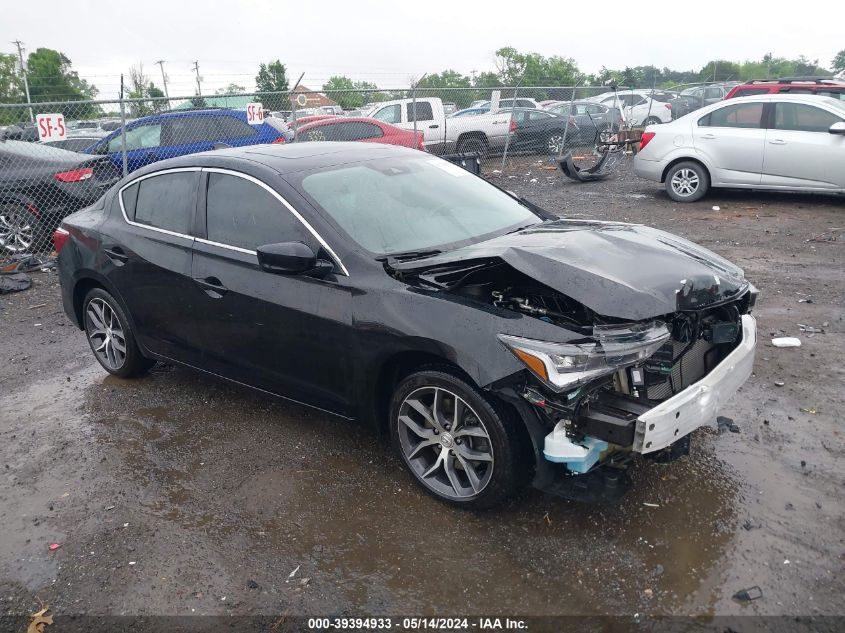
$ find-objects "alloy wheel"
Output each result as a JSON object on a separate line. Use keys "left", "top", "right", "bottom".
{"left": 547, "top": 133, "right": 566, "bottom": 154}
{"left": 397, "top": 386, "right": 494, "bottom": 499}
{"left": 85, "top": 298, "right": 127, "bottom": 370}
{"left": 0, "top": 207, "right": 34, "bottom": 253}
{"left": 670, "top": 168, "right": 700, "bottom": 197}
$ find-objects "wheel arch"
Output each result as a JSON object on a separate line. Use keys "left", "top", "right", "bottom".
{"left": 660, "top": 156, "right": 711, "bottom": 184}
{"left": 455, "top": 131, "right": 489, "bottom": 150}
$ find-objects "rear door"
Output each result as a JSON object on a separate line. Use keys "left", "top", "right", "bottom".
{"left": 402, "top": 100, "right": 443, "bottom": 149}
{"left": 190, "top": 168, "right": 354, "bottom": 414}
{"left": 692, "top": 101, "right": 766, "bottom": 185}
{"left": 104, "top": 168, "right": 205, "bottom": 362}
{"left": 761, "top": 101, "right": 845, "bottom": 189}
{"left": 158, "top": 115, "right": 221, "bottom": 160}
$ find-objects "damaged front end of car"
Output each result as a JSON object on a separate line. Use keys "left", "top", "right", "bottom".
{"left": 388, "top": 220, "right": 758, "bottom": 503}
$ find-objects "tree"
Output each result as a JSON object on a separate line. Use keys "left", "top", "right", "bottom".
{"left": 25, "top": 48, "right": 98, "bottom": 115}
{"left": 216, "top": 83, "right": 246, "bottom": 95}
{"left": 416, "top": 70, "right": 473, "bottom": 107}
{"left": 491, "top": 47, "right": 583, "bottom": 100}
{"left": 831, "top": 49, "right": 845, "bottom": 76}
{"left": 255, "top": 60, "right": 289, "bottom": 110}
{"left": 321, "top": 76, "right": 379, "bottom": 110}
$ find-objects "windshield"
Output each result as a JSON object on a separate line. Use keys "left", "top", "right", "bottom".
{"left": 297, "top": 155, "right": 541, "bottom": 255}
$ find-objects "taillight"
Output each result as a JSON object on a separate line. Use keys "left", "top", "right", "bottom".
{"left": 417, "top": 133, "right": 425, "bottom": 151}
{"left": 640, "top": 132, "right": 656, "bottom": 151}
{"left": 272, "top": 137, "right": 286, "bottom": 144}
{"left": 54, "top": 167, "right": 94, "bottom": 182}
{"left": 509, "top": 118, "right": 517, "bottom": 133}
{"left": 664, "top": 103, "right": 672, "bottom": 110}
{"left": 53, "top": 227, "right": 70, "bottom": 253}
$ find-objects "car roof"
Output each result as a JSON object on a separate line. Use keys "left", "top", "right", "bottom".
{"left": 131, "top": 141, "right": 421, "bottom": 177}
{"left": 129, "top": 108, "right": 246, "bottom": 124}
{"left": 723, "top": 93, "right": 843, "bottom": 105}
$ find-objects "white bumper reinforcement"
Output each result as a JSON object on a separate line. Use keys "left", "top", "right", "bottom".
{"left": 634, "top": 314, "right": 757, "bottom": 454}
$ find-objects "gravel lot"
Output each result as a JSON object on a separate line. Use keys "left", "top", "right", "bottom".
{"left": 1, "top": 156, "right": 843, "bottom": 627}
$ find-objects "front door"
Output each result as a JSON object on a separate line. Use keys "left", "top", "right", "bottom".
{"left": 761, "top": 101, "right": 845, "bottom": 189}
{"left": 190, "top": 169, "right": 354, "bottom": 415}
{"left": 692, "top": 101, "right": 766, "bottom": 185}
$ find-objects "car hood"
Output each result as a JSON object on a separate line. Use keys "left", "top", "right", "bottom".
{"left": 391, "top": 219, "right": 748, "bottom": 320}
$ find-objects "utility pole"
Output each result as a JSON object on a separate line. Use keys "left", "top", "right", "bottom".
{"left": 11, "top": 40, "right": 33, "bottom": 122}
{"left": 155, "top": 59, "right": 170, "bottom": 102}
{"left": 192, "top": 60, "right": 202, "bottom": 96}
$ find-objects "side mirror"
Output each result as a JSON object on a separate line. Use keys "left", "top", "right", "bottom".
{"left": 829, "top": 121, "right": 845, "bottom": 135}
{"left": 257, "top": 241, "right": 332, "bottom": 277}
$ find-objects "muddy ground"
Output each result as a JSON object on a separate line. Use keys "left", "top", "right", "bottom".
{"left": 1, "top": 156, "right": 843, "bottom": 626}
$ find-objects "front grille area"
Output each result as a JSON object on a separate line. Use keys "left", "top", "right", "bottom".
{"left": 646, "top": 338, "right": 718, "bottom": 400}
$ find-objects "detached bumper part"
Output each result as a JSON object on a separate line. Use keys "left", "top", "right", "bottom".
{"left": 635, "top": 314, "right": 756, "bottom": 453}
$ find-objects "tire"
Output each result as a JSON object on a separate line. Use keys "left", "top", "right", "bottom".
{"left": 0, "top": 202, "right": 42, "bottom": 254}
{"left": 390, "top": 369, "right": 526, "bottom": 509}
{"left": 455, "top": 136, "right": 488, "bottom": 155}
{"left": 665, "top": 161, "right": 710, "bottom": 203}
{"left": 643, "top": 116, "right": 662, "bottom": 126}
{"left": 83, "top": 288, "right": 154, "bottom": 378}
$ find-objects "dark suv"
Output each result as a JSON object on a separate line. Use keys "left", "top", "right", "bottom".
{"left": 725, "top": 77, "right": 845, "bottom": 101}
{"left": 85, "top": 108, "right": 294, "bottom": 174}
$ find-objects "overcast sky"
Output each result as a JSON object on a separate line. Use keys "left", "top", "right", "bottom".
{"left": 3, "top": 0, "right": 842, "bottom": 101}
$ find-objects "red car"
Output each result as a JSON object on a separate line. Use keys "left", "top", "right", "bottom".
{"left": 725, "top": 77, "right": 845, "bottom": 100}
{"left": 288, "top": 115, "right": 339, "bottom": 128}
{"left": 294, "top": 117, "right": 424, "bottom": 150}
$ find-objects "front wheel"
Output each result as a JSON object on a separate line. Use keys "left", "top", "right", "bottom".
{"left": 390, "top": 369, "right": 526, "bottom": 509}
{"left": 83, "top": 288, "right": 154, "bottom": 378}
{"left": 0, "top": 202, "right": 41, "bottom": 254}
{"left": 665, "top": 161, "right": 710, "bottom": 202}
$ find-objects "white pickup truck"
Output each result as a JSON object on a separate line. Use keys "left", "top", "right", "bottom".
{"left": 366, "top": 97, "right": 513, "bottom": 155}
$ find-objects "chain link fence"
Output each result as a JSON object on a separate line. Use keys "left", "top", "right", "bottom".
{"left": 0, "top": 81, "right": 733, "bottom": 257}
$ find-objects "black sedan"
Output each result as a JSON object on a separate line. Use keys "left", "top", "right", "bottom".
{"left": 507, "top": 108, "right": 582, "bottom": 155}
{"left": 1, "top": 140, "right": 119, "bottom": 253}
{"left": 56, "top": 143, "right": 758, "bottom": 508}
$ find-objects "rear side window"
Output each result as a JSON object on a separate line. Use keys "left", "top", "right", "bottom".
{"left": 205, "top": 173, "right": 311, "bottom": 251}
{"left": 342, "top": 122, "right": 383, "bottom": 140}
{"left": 213, "top": 115, "right": 257, "bottom": 138}
{"left": 121, "top": 182, "right": 139, "bottom": 219}
{"left": 165, "top": 117, "right": 219, "bottom": 145}
{"left": 732, "top": 88, "right": 769, "bottom": 98}
{"left": 698, "top": 103, "right": 763, "bottom": 128}
{"left": 132, "top": 172, "right": 197, "bottom": 234}
{"left": 407, "top": 102, "right": 433, "bottom": 122}
{"left": 773, "top": 103, "right": 842, "bottom": 132}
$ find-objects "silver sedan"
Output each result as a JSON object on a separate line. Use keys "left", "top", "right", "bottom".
{"left": 634, "top": 94, "right": 845, "bottom": 202}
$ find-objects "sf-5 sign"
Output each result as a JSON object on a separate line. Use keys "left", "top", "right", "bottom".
{"left": 246, "top": 103, "right": 264, "bottom": 125}
{"left": 36, "top": 113, "right": 66, "bottom": 141}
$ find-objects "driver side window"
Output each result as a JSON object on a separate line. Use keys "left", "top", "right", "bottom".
{"left": 372, "top": 105, "right": 401, "bottom": 124}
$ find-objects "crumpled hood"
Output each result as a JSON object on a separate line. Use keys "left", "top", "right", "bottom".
{"left": 392, "top": 219, "right": 748, "bottom": 320}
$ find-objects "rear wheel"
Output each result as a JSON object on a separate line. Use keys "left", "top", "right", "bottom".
{"left": 0, "top": 202, "right": 40, "bottom": 254}
{"left": 455, "top": 136, "right": 488, "bottom": 155}
{"left": 665, "top": 161, "right": 710, "bottom": 202}
{"left": 390, "top": 369, "right": 525, "bottom": 509}
{"left": 546, "top": 130, "right": 568, "bottom": 155}
{"left": 83, "top": 288, "right": 154, "bottom": 378}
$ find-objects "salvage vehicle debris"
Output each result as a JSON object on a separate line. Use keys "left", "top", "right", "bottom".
{"left": 772, "top": 337, "right": 801, "bottom": 348}
{"left": 732, "top": 586, "right": 763, "bottom": 603}
{"left": 56, "top": 143, "right": 758, "bottom": 509}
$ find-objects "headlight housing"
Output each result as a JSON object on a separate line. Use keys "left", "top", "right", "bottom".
{"left": 499, "top": 321, "right": 671, "bottom": 391}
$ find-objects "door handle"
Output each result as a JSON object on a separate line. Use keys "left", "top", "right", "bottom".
{"left": 768, "top": 139, "right": 786, "bottom": 145}
{"left": 428, "top": 124, "right": 439, "bottom": 129}
{"left": 103, "top": 246, "right": 128, "bottom": 265}
{"left": 194, "top": 276, "right": 228, "bottom": 298}
{"left": 700, "top": 133, "right": 716, "bottom": 139}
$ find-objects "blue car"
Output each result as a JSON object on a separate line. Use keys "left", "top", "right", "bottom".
{"left": 85, "top": 109, "right": 293, "bottom": 173}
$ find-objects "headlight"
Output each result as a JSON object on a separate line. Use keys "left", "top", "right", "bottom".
{"left": 499, "top": 321, "right": 671, "bottom": 391}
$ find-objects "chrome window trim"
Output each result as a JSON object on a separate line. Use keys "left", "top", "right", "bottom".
{"left": 117, "top": 167, "right": 201, "bottom": 242}
{"left": 202, "top": 167, "right": 349, "bottom": 276}
{"left": 116, "top": 166, "right": 349, "bottom": 276}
